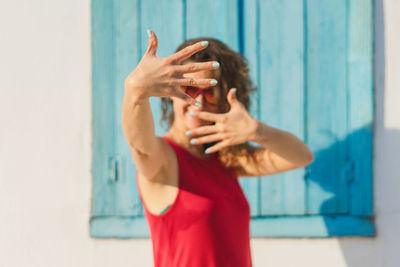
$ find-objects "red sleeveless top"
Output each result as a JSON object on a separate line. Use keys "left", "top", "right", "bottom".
{"left": 136, "top": 136, "right": 252, "bottom": 267}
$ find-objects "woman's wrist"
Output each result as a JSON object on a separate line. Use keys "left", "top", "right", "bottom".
{"left": 124, "top": 82, "right": 149, "bottom": 104}
{"left": 248, "top": 120, "right": 274, "bottom": 145}
{"left": 123, "top": 91, "right": 149, "bottom": 110}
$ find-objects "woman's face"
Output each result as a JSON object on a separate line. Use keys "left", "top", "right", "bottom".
{"left": 170, "top": 64, "right": 220, "bottom": 131}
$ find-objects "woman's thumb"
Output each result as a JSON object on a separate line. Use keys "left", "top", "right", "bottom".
{"left": 145, "top": 29, "right": 158, "bottom": 56}
{"left": 228, "top": 88, "right": 237, "bottom": 105}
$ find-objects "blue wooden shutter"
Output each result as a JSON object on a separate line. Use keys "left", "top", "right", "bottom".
{"left": 90, "top": 0, "right": 374, "bottom": 238}
{"left": 90, "top": 0, "right": 150, "bottom": 237}
{"left": 249, "top": 0, "right": 374, "bottom": 237}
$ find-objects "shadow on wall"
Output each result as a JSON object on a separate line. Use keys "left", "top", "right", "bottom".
{"left": 322, "top": 0, "right": 398, "bottom": 266}
{"left": 339, "top": 0, "right": 396, "bottom": 266}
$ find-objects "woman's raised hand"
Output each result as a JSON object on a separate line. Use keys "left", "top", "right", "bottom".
{"left": 185, "top": 88, "right": 259, "bottom": 154}
{"left": 124, "top": 30, "right": 220, "bottom": 106}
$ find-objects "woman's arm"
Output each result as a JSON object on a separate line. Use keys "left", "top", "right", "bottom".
{"left": 234, "top": 121, "right": 314, "bottom": 177}
{"left": 121, "top": 30, "right": 219, "bottom": 181}
{"left": 121, "top": 88, "right": 164, "bottom": 181}
{"left": 181, "top": 88, "right": 314, "bottom": 177}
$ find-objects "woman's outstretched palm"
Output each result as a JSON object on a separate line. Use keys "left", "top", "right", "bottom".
{"left": 124, "top": 30, "right": 220, "bottom": 105}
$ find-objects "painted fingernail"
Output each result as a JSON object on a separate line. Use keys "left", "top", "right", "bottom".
{"left": 212, "top": 62, "right": 220, "bottom": 68}
{"left": 188, "top": 112, "right": 195, "bottom": 117}
{"left": 201, "top": 41, "right": 208, "bottom": 47}
{"left": 185, "top": 131, "right": 192, "bottom": 136}
{"left": 205, "top": 149, "right": 211, "bottom": 154}
{"left": 210, "top": 80, "right": 218, "bottom": 85}
{"left": 194, "top": 102, "right": 202, "bottom": 107}
{"left": 232, "top": 88, "right": 237, "bottom": 95}
{"left": 146, "top": 29, "right": 152, "bottom": 37}
{"left": 190, "top": 139, "right": 197, "bottom": 145}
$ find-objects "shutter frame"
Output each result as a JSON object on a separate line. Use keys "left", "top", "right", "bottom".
{"left": 90, "top": 0, "right": 375, "bottom": 238}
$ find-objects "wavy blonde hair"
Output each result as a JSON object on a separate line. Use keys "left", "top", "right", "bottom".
{"left": 161, "top": 37, "right": 258, "bottom": 169}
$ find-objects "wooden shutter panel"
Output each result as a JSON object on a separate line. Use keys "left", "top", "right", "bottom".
{"left": 241, "top": 0, "right": 262, "bottom": 217}
{"left": 306, "top": 0, "right": 374, "bottom": 217}
{"left": 257, "top": 0, "right": 307, "bottom": 216}
{"left": 251, "top": 0, "right": 373, "bottom": 236}
{"left": 306, "top": 0, "right": 350, "bottom": 214}
{"left": 91, "top": 0, "right": 146, "bottom": 237}
{"left": 91, "top": 0, "right": 374, "bottom": 238}
{"left": 92, "top": 0, "right": 135, "bottom": 217}
{"left": 347, "top": 0, "right": 374, "bottom": 216}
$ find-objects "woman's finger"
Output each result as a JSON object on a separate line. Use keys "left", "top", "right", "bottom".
{"left": 144, "top": 29, "right": 158, "bottom": 56}
{"left": 174, "top": 78, "right": 218, "bottom": 88}
{"left": 186, "top": 125, "right": 218, "bottom": 137}
{"left": 174, "top": 61, "right": 220, "bottom": 75}
{"left": 194, "top": 111, "right": 225, "bottom": 123}
{"left": 204, "top": 139, "right": 232, "bottom": 154}
{"left": 165, "top": 40, "right": 209, "bottom": 64}
{"left": 169, "top": 88, "right": 199, "bottom": 106}
{"left": 190, "top": 133, "right": 227, "bottom": 145}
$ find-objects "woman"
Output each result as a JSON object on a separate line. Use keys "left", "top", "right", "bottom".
{"left": 122, "top": 30, "right": 314, "bottom": 267}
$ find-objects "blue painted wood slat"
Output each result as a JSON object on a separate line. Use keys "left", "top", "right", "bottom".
{"left": 240, "top": 0, "right": 262, "bottom": 217}
{"left": 258, "top": 0, "right": 307, "bottom": 216}
{"left": 306, "top": 0, "right": 349, "bottom": 215}
{"left": 347, "top": 0, "right": 374, "bottom": 216}
{"left": 91, "top": 0, "right": 118, "bottom": 216}
{"left": 113, "top": 0, "right": 142, "bottom": 216}
{"left": 186, "top": 0, "right": 239, "bottom": 51}
{"left": 250, "top": 215, "right": 374, "bottom": 237}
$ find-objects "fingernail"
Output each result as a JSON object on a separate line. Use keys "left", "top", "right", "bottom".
{"left": 190, "top": 139, "right": 197, "bottom": 145}
{"left": 212, "top": 62, "right": 220, "bottom": 68}
{"left": 232, "top": 88, "right": 237, "bottom": 95}
{"left": 185, "top": 131, "right": 192, "bottom": 136}
{"left": 205, "top": 149, "right": 211, "bottom": 154}
{"left": 194, "top": 102, "right": 202, "bottom": 107}
{"left": 201, "top": 41, "right": 208, "bottom": 47}
{"left": 210, "top": 80, "right": 218, "bottom": 85}
{"left": 146, "top": 29, "right": 152, "bottom": 37}
{"left": 188, "top": 112, "right": 195, "bottom": 117}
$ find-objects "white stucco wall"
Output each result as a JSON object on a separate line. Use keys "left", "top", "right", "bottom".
{"left": 0, "top": 0, "right": 398, "bottom": 266}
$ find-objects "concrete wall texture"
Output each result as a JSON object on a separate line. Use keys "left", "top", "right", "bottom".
{"left": 0, "top": 0, "right": 399, "bottom": 266}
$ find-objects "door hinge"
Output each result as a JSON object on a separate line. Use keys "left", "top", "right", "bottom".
{"left": 108, "top": 156, "right": 120, "bottom": 182}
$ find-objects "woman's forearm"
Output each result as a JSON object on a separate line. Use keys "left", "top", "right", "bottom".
{"left": 249, "top": 120, "right": 314, "bottom": 166}
{"left": 121, "top": 87, "right": 157, "bottom": 156}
